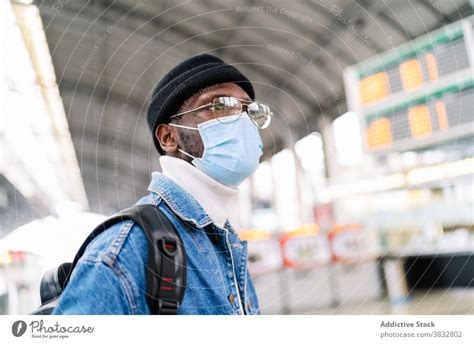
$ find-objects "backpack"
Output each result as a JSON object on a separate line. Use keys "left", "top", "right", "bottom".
{"left": 31, "top": 204, "right": 186, "bottom": 315}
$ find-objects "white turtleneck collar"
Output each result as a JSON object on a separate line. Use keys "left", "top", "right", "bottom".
{"left": 159, "top": 155, "right": 240, "bottom": 229}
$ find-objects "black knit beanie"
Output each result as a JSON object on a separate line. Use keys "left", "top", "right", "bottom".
{"left": 146, "top": 54, "right": 255, "bottom": 154}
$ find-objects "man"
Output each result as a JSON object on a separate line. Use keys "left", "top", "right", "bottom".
{"left": 53, "top": 54, "right": 273, "bottom": 314}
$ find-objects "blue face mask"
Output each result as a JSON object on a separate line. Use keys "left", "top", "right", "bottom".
{"left": 170, "top": 114, "right": 263, "bottom": 186}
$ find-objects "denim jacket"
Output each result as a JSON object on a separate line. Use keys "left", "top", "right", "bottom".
{"left": 52, "top": 172, "right": 260, "bottom": 315}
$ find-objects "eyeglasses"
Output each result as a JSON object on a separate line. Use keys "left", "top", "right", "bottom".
{"left": 170, "top": 96, "right": 273, "bottom": 129}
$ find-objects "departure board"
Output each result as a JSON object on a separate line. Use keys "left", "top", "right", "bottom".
{"left": 344, "top": 16, "right": 474, "bottom": 154}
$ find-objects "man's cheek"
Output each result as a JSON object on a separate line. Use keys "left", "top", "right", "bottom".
{"left": 180, "top": 131, "right": 203, "bottom": 158}
{"left": 191, "top": 135, "right": 205, "bottom": 158}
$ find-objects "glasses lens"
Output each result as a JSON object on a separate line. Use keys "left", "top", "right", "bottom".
{"left": 247, "top": 102, "right": 272, "bottom": 129}
{"left": 212, "top": 97, "right": 242, "bottom": 123}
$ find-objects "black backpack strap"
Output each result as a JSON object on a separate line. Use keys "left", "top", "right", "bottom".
{"left": 65, "top": 204, "right": 186, "bottom": 315}
{"left": 116, "top": 205, "right": 187, "bottom": 314}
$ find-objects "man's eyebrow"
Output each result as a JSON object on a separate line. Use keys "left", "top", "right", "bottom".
{"left": 193, "top": 92, "right": 215, "bottom": 105}
{"left": 199, "top": 93, "right": 252, "bottom": 104}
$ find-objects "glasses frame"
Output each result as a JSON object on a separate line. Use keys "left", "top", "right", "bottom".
{"left": 169, "top": 96, "right": 272, "bottom": 129}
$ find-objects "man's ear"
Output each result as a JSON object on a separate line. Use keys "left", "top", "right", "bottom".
{"left": 156, "top": 124, "right": 178, "bottom": 154}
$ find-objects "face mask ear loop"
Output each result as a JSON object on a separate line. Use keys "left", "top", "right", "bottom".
{"left": 169, "top": 123, "right": 199, "bottom": 131}
{"left": 169, "top": 123, "right": 200, "bottom": 160}
{"left": 178, "top": 148, "right": 197, "bottom": 160}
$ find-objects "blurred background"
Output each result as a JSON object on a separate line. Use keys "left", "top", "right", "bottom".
{"left": 0, "top": 0, "right": 473, "bottom": 314}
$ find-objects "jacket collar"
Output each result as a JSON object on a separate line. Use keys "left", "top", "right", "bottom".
{"left": 147, "top": 171, "right": 213, "bottom": 228}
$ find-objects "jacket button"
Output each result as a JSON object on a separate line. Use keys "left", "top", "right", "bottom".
{"left": 228, "top": 293, "right": 235, "bottom": 304}
{"left": 211, "top": 235, "right": 220, "bottom": 245}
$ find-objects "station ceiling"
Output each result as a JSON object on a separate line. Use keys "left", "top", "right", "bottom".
{"left": 36, "top": 0, "right": 472, "bottom": 212}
